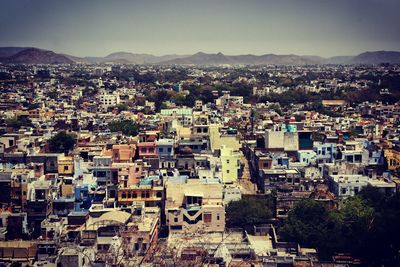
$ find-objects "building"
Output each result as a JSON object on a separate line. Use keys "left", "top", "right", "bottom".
{"left": 165, "top": 177, "right": 225, "bottom": 233}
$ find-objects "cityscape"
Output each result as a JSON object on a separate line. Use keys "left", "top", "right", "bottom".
{"left": 0, "top": 0, "right": 400, "bottom": 267}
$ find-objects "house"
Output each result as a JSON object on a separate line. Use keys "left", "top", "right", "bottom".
{"left": 220, "top": 146, "right": 240, "bottom": 184}
{"left": 165, "top": 177, "right": 225, "bottom": 233}
{"left": 327, "top": 174, "right": 369, "bottom": 200}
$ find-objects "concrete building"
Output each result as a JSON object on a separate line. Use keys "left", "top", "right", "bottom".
{"left": 327, "top": 174, "right": 369, "bottom": 200}
{"left": 165, "top": 177, "right": 225, "bottom": 233}
{"left": 220, "top": 146, "right": 240, "bottom": 184}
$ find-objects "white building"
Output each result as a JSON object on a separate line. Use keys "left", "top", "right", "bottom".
{"left": 98, "top": 92, "right": 120, "bottom": 109}
{"left": 328, "top": 174, "right": 369, "bottom": 200}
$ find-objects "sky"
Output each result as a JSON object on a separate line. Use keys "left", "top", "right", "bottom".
{"left": 0, "top": 0, "right": 399, "bottom": 57}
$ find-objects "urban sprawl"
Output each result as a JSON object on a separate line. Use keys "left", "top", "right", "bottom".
{"left": 0, "top": 63, "right": 400, "bottom": 266}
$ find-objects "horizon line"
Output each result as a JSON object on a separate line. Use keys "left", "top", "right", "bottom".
{"left": 1, "top": 45, "right": 400, "bottom": 59}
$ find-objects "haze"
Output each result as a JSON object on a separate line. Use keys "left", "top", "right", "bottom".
{"left": 0, "top": 0, "right": 399, "bottom": 57}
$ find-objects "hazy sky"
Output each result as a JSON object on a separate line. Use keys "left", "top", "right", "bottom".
{"left": 0, "top": 0, "right": 399, "bottom": 57}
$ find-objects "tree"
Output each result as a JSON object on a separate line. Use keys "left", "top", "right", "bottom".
{"left": 280, "top": 186, "right": 400, "bottom": 264}
{"left": 47, "top": 89, "right": 58, "bottom": 100}
{"left": 358, "top": 185, "right": 386, "bottom": 210}
{"left": 5, "top": 116, "right": 33, "bottom": 129}
{"left": 226, "top": 197, "right": 273, "bottom": 229}
{"left": 48, "top": 131, "right": 75, "bottom": 154}
{"left": 279, "top": 199, "right": 347, "bottom": 259}
{"left": 108, "top": 119, "right": 139, "bottom": 136}
{"left": 356, "top": 188, "right": 400, "bottom": 265}
{"left": 116, "top": 104, "right": 128, "bottom": 113}
{"left": 339, "top": 197, "right": 375, "bottom": 257}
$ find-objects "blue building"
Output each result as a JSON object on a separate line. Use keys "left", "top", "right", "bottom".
{"left": 156, "top": 139, "right": 174, "bottom": 157}
{"left": 313, "top": 142, "right": 337, "bottom": 164}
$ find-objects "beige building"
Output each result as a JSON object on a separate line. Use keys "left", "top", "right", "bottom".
{"left": 209, "top": 124, "right": 240, "bottom": 152}
{"left": 220, "top": 146, "right": 241, "bottom": 184}
{"left": 165, "top": 178, "right": 225, "bottom": 233}
{"left": 58, "top": 156, "right": 74, "bottom": 176}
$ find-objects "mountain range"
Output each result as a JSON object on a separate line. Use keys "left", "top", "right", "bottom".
{"left": 0, "top": 47, "right": 400, "bottom": 65}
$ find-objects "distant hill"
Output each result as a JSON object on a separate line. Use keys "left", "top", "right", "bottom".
{"left": 63, "top": 52, "right": 186, "bottom": 64}
{"left": 0, "top": 47, "right": 33, "bottom": 59}
{"left": 1, "top": 48, "right": 74, "bottom": 64}
{"left": 160, "top": 52, "right": 323, "bottom": 65}
{"left": 0, "top": 46, "right": 400, "bottom": 65}
{"left": 160, "top": 52, "right": 236, "bottom": 65}
{"left": 62, "top": 54, "right": 88, "bottom": 63}
{"left": 324, "top": 56, "right": 353, "bottom": 64}
{"left": 349, "top": 51, "right": 400, "bottom": 64}
{"left": 159, "top": 51, "right": 400, "bottom": 65}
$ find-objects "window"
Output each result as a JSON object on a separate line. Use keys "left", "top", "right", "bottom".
{"left": 226, "top": 170, "right": 230, "bottom": 174}
{"left": 174, "top": 217, "right": 178, "bottom": 223}
{"left": 64, "top": 166, "right": 68, "bottom": 171}
{"left": 217, "top": 214, "right": 220, "bottom": 221}
{"left": 156, "top": 192, "right": 162, "bottom": 198}
{"left": 186, "top": 196, "right": 202, "bottom": 205}
{"left": 203, "top": 213, "right": 212, "bottom": 223}
{"left": 159, "top": 148, "right": 164, "bottom": 153}
{"left": 226, "top": 160, "right": 230, "bottom": 164}
{"left": 132, "top": 193, "right": 137, "bottom": 198}
{"left": 121, "top": 192, "right": 127, "bottom": 199}
{"left": 167, "top": 148, "right": 172, "bottom": 153}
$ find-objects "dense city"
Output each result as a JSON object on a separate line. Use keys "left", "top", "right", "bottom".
{"left": 0, "top": 62, "right": 399, "bottom": 266}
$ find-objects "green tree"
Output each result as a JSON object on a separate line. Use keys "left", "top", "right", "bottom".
{"left": 280, "top": 199, "right": 345, "bottom": 259}
{"left": 48, "top": 131, "right": 75, "bottom": 154}
{"left": 116, "top": 104, "right": 128, "bottom": 112}
{"left": 47, "top": 90, "right": 58, "bottom": 100}
{"left": 357, "top": 188, "right": 400, "bottom": 265}
{"left": 226, "top": 197, "right": 273, "bottom": 228}
{"left": 281, "top": 188, "right": 400, "bottom": 264}
{"left": 108, "top": 119, "right": 139, "bottom": 136}
{"left": 339, "top": 197, "right": 375, "bottom": 257}
{"left": 6, "top": 116, "right": 33, "bottom": 129}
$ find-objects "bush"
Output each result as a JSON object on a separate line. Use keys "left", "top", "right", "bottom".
{"left": 226, "top": 197, "right": 273, "bottom": 228}
{"left": 48, "top": 131, "right": 75, "bottom": 154}
{"left": 280, "top": 189, "right": 400, "bottom": 265}
{"left": 108, "top": 119, "right": 138, "bottom": 136}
